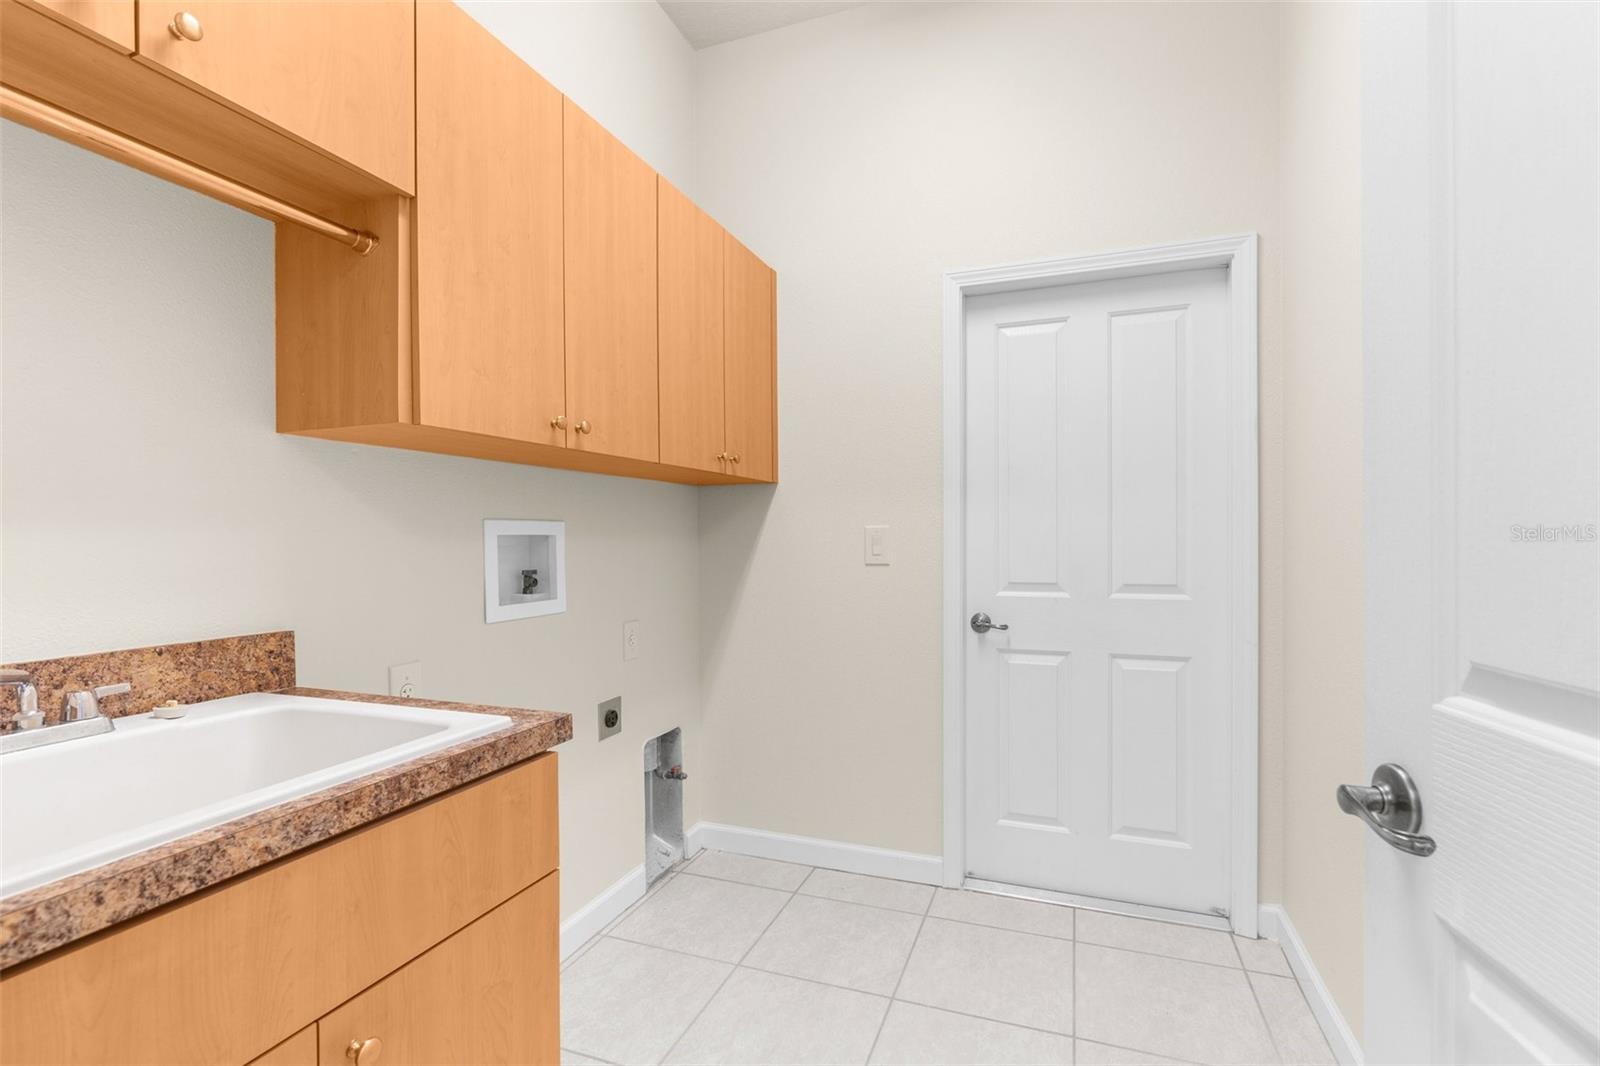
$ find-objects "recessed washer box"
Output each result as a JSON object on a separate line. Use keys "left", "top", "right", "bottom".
{"left": 483, "top": 519, "right": 566, "bottom": 623}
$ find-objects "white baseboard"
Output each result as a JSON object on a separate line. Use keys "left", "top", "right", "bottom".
{"left": 686, "top": 821, "right": 944, "bottom": 885}
{"left": 1258, "top": 904, "right": 1364, "bottom": 1066}
{"left": 561, "top": 863, "right": 645, "bottom": 961}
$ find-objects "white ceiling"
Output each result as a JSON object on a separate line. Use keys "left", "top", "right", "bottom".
{"left": 658, "top": 1, "right": 866, "bottom": 49}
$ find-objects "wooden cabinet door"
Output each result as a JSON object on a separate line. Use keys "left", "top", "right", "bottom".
{"left": 724, "top": 235, "right": 777, "bottom": 482}
{"left": 317, "top": 874, "right": 559, "bottom": 1066}
{"left": 18, "top": 0, "right": 132, "bottom": 50}
{"left": 244, "top": 1026, "right": 316, "bottom": 1066}
{"left": 414, "top": 0, "right": 565, "bottom": 445}
{"left": 658, "top": 178, "right": 726, "bottom": 474}
{"left": 564, "top": 99, "right": 659, "bottom": 463}
{"left": 134, "top": 1, "right": 414, "bottom": 192}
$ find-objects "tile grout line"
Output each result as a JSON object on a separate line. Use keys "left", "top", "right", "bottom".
{"left": 1072, "top": 918, "right": 1079, "bottom": 1065}
{"left": 599, "top": 919, "right": 1271, "bottom": 980}
{"left": 863, "top": 886, "right": 936, "bottom": 1064}
{"left": 651, "top": 872, "right": 807, "bottom": 1065}
{"left": 1233, "top": 933, "right": 1286, "bottom": 1065}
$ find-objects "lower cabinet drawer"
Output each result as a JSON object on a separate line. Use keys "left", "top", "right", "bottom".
{"left": 318, "top": 873, "right": 560, "bottom": 1066}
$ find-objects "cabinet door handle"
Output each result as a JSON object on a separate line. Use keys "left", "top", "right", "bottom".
{"left": 575, "top": 420, "right": 592, "bottom": 434}
{"left": 550, "top": 414, "right": 566, "bottom": 430}
{"left": 168, "top": 11, "right": 203, "bottom": 40}
{"left": 728, "top": 453, "right": 740, "bottom": 464}
{"left": 346, "top": 1037, "right": 383, "bottom": 1066}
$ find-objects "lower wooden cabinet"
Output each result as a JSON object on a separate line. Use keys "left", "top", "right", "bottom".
{"left": 318, "top": 875, "right": 559, "bottom": 1065}
{"left": 0, "top": 756, "right": 560, "bottom": 1066}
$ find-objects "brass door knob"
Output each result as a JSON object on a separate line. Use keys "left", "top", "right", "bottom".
{"left": 550, "top": 415, "right": 566, "bottom": 429}
{"left": 168, "top": 10, "right": 203, "bottom": 40}
{"left": 345, "top": 1037, "right": 382, "bottom": 1066}
{"left": 728, "top": 453, "right": 741, "bottom": 464}
{"left": 717, "top": 452, "right": 728, "bottom": 462}
{"left": 575, "top": 420, "right": 592, "bottom": 434}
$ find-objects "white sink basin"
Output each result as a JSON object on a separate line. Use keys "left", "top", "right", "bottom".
{"left": 0, "top": 692, "right": 511, "bottom": 899}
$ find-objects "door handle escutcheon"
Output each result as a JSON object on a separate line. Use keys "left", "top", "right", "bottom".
{"left": 1336, "top": 763, "right": 1436, "bottom": 857}
{"left": 970, "top": 612, "right": 1009, "bottom": 634}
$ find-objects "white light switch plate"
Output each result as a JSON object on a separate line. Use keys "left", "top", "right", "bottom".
{"left": 389, "top": 661, "right": 422, "bottom": 699}
{"left": 864, "top": 525, "right": 890, "bottom": 565}
{"left": 623, "top": 620, "right": 641, "bottom": 661}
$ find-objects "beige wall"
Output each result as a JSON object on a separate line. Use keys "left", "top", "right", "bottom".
{"left": 1279, "top": 0, "right": 1366, "bottom": 1037}
{"left": 691, "top": 1, "right": 1289, "bottom": 895}
{"left": 0, "top": 0, "right": 699, "bottom": 924}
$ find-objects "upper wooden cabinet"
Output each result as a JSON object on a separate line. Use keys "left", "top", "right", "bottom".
{"left": 563, "top": 99, "right": 660, "bottom": 464}
{"left": 414, "top": 0, "right": 564, "bottom": 446}
{"left": 133, "top": 0, "right": 415, "bottom": 192}
{"left": 725, "top": 234, "right": 778, "bottom": 483}
{"left": 17, "top": 0, "right": 132, "bottom": 50}
{"left": 658, "top": 178, "right": 727, "bottom": 475}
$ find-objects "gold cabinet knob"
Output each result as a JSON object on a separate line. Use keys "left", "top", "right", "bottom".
{"left": 550, "top": 414, "right": 566, "bottom": 429}
{"left": 168, "top": 10, "right": 203, "bottom": 40}
{"left": 345, "top": 1038, "right": 382, "bottom": 1066}
{"left": 728, "top": 453, "right": 741, "bottom": 464}
{"left": 717, "top": 452, "right": 728, "bottom": 462}
{"left": 575, "top": 420, "right": 592, "bottom": 434}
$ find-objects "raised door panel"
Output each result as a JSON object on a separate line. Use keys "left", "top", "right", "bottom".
{"left": 317, "top": 875, "right": 559, "bottom": 1066}
{"left": 19, "top": 0, "right": 132, "bottom": 50}
{"left": 658, "top": 178, "right": 725, "bottom": 474}
{"left": 244, "top": 1025, "right": 316, "bottom": 1066}
{"left": 134, "top": 1, "right": 414, "bottom": 192}
{"left": 723, "top": 234, "right": 776, "bottom": 482}
{"left": 414, "top": 0, "right": 564, "bottom": 445}
{"left": 563, "top": 99, "right": 659, "bottom": 463}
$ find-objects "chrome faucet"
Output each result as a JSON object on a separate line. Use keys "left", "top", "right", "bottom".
{"left": 1, "top": 669, "right": 44, "bottom": 731}
{"left": 0, "top": 674, "right": 127, "bottom": 755}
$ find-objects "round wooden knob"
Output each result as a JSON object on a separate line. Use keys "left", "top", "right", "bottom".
{"left": 168, "top": 10, "right": 203, "bottom": 41}
{"left": 345, "top": 1037, "right": 382, "bottom": 1066}
{"left": 575, "top": 420, "right": 592, "bottom": 434}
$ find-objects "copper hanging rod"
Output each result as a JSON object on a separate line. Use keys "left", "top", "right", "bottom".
{"left": 0, "top": 85, "right": 378, "bottom": 255}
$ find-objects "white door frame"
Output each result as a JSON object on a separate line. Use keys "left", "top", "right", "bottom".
{"left": 941, "top": 234, "right": 1260, "bottom": 935}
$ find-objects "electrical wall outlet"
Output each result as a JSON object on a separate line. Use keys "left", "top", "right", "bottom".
{"left": 388, "top": 661, "right": 422, "bottom": 699}
{"left": 623, "top": 620, "right": 641, "bottom": 661}
{"left": 598, "top": 696, "right": 623, "bottom": 740}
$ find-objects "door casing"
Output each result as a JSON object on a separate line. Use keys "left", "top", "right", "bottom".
{"left": 940, "top": 235, "right": 1261, "bottom": 935}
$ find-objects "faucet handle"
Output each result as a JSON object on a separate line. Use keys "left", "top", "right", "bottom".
{"left": 62, "top": 681, "right": 131, "bottom": 722}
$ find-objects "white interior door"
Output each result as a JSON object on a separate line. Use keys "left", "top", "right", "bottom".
{"left": 963, "top": 267, "right": 1236, "bottom": 918}
{"left": 1363, "top": 3, "right": 1600, "bottom": 1063}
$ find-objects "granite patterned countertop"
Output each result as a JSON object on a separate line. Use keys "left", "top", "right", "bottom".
{"left": 0, "top": 687, "right": 571, "bottom": 970}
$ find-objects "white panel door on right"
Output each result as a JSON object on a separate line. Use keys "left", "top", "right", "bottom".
{"left": 964, "top": 267, "right": 1233, "bottom": 916}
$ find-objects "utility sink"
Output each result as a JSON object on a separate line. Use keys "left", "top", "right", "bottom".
{"left": 0, "top": 692, "right": 511, "bottom": 899}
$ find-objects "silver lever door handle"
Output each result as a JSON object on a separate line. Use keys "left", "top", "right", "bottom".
{"left": 1336, "top": 763, "right": 1436, "bottom": 857}
{"left": 970, "top": 612, "right": 1009, "bottom": 633}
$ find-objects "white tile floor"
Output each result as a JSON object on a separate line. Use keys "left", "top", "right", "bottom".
{"left": 561, "top": 851, "right": 1337, "bottom": 1066}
